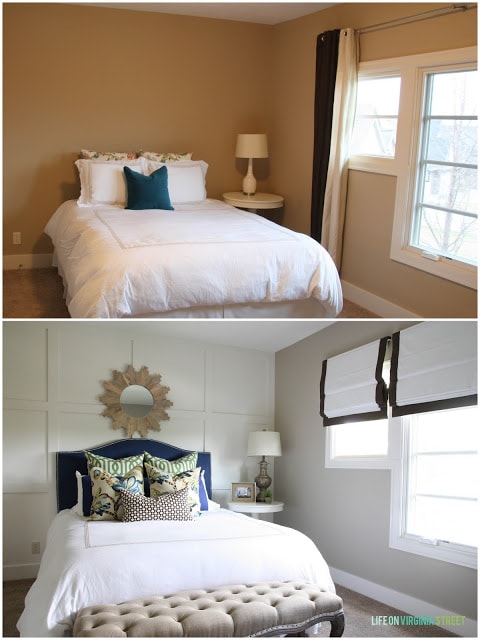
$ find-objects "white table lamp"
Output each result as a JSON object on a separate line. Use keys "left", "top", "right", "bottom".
{"left": 236, "top": 133, "right": 268, "bottom": 195}
{"left": 247, "top": 430, "right": 281, "bottom": 502}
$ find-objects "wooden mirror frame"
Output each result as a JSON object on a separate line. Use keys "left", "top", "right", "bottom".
{"left": 100, "top": 365, "right": 173, "bottom": 438}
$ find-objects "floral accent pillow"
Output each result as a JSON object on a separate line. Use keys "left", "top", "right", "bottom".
{"left": 84, "top": 451, "right": 144, "bottom": 475}
{"left": 139, "top": 151, "right": 192, "bottom": 163}
{"left": 121, "top": 487, "right": 193, "bottom": 522}
{"left": 145, "top": 463, "right": 201, "bottom": 517}
{"left": 143, "top": 451, "right": 198, "bottom": 475}
{"left": 89, "top": 465, "right": 144, "bottom": 521}
{"left": 80, "top": 149, "right": 138, "bottom": 160}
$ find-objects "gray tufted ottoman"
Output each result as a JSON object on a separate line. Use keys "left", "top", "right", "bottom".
{"left": 73, "top": 581, "right": 345, "bottom": 637}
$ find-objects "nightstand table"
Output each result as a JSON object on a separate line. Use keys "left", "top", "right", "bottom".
{"left": 227, "top": 501, "right": 284, "bottom": 519}
{"left": 223, "top": 192, "right": 284, "bottom": 212}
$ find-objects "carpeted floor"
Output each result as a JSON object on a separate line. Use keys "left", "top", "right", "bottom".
{"left": 2, "top": 579, "right": 457, "bottom": 637}
{"left": 2, "top": 268, "right": 378, "bottom": 318}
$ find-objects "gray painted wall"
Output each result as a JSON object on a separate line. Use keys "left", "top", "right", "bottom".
{"left": 274, "top": 320, "right": 477, "bottom": 620}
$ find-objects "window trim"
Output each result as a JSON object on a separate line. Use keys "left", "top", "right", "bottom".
{"left": 349, "top": 46, "right": 477, "bottom": 290}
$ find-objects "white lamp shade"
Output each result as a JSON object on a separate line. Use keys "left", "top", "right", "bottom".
{"left": 236, "top": 134, "right": 268, "bottom": 158}
{"left": 247, "top": 430, "right": 282, "bottom": 457}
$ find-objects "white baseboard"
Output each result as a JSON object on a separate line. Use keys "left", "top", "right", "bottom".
{"left": 330, "top": 567, "right": 477, "bottom": 637}
{"left": 341, "top": 280, "right": 419, "bottom": 318}
{"left": 3, "top": 254, "right": 53, "bottom": 270}
{"left": 3, "top": 563, "right": 39, "bottom": 581}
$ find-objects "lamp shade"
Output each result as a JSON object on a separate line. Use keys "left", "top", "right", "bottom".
{"left": 236, "top": 134, "right": 268, "bottom": 158}
{"left": 247, "top": 430, "right": 282, "bottom": 457}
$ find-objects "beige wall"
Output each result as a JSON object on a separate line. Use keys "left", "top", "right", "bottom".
{"left": 3, "top": 3, "right": 272, "bottom": 256}
{"left": 270, "top": 2, "right": 477, "bottom": 317}
{"left": 3, "top": 3, "right": 477, "bottom": 316}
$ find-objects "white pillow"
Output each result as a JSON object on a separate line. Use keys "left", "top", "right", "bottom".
{"left": 146, "top": 160, "right": 208, "bottom": 204}
{"left": 75, "top": 158, "right": 146, "bottom": 206}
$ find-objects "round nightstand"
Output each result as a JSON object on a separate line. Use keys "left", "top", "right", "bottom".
{"left": 223, "top": 192, "right": 284, "bottom": 211}
{"left": 227, "top": 501, "right": 284, "bottom": 519}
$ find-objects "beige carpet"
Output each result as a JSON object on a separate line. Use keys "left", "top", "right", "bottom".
{"left": 3, "top": 268, "right": 378, "bottom": 319}
{"left": 2, "top": 579, "right": 457, "bottom": 637}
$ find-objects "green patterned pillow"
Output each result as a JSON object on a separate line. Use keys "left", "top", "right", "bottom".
{"left": 144, "top": 450, "right": 198, "bottom": 475}
{"left": 89, "top": 465, "right": 144, "bottom": 521}
{"left": 84, "top": 451, "right": 144, "bottom": 475}
{"left": 145, "top": 463, "right": 201, "bottom": 517}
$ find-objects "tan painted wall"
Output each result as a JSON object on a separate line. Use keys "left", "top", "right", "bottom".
{"left": 269, "top": 3, "right": 477, "bottom": 317}
{"left": 3, "top": 3, "right": 272, "bottom": 256}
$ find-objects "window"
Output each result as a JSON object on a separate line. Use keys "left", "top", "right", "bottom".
{"left": 390, "top": 406, "right": 478, "bottom": 568}
{"left": 410, "top": 69, "right": 478, "bottom": 266}
{"left": 350, "top": 75, "right": 401, "bottom": 158}
{"left": 349, "top": 47, "right": 477, "bottom": 290}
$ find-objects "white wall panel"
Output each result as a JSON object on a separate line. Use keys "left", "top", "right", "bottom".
{"left": 57, "top": 325, "right": 131, "bottom": 405}
{"left": 3, "top": 323, "right": 48, "bottom": 402}
{"left": 134, "top": 336, "right": 206, "bottom": 412}
{"left": 210, "top": 347, "right": 270, "bottom": 416}
{"left": 3, "top": 409, "right": 48, "bottom": 487}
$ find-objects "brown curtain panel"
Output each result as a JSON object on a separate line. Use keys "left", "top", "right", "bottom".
{"left": 311, "top": 29, "right": 340, "bottom": 242}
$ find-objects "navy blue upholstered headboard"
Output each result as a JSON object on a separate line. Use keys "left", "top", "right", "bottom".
{"left": 56, "top": 439, "right": 212, "bottom": 512}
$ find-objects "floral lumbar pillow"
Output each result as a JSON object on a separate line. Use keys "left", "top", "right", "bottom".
{"left": 121, "top": 487, "right": 193, "bottom": 522}
{"left": 89, "top": 465, "right": 144, "bottom": 521}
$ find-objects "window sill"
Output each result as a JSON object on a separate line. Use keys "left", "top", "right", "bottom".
{"left": 389, "top": 532, "right": 477, "bottom": 569}
{"left": 390, "top": 245, "right": 477, "bottom": 290}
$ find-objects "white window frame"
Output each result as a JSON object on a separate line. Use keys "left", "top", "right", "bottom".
{"left": 349, "top": 46, "right": 477, "bottom": 290}
{"left": 325, "top": 415, "right": 401, "bottom": 470}
{"left": 325, "top": 412, "right": 477, "bottom": 568}
{"left": 389, "top": 414, "right": 477, "bottom": 570}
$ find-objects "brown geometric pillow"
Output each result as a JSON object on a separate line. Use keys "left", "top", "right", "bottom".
{"left": 121, "top": 487, "right": 193, "bottom": 522}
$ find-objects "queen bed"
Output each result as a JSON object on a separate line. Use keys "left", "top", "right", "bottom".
{"left": 17, "top": 439, "right": 336, "bottom": 637}
{"left": 44, "top": 154, "right": 343, "bottom": 318}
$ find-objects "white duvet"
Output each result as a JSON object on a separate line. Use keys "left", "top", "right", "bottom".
{"left": 44, "top": 199, "right": 342, "bottom": 318}
{"left": 17, "top": 508, "right": 335, "bottom": 637}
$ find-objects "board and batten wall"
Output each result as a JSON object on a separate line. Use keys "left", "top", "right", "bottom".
{"left": 274, "top": 321, "right": 477, "bottom": 631}
{"left": 2, "top": 321, "right": 274, "bottom": 580}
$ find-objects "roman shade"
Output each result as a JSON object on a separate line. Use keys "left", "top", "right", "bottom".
{"left": 320, "top": 337, "right": 389, "bottom": 426}
{"left": 389, "top": 322, "right": 477, "bottom": 417}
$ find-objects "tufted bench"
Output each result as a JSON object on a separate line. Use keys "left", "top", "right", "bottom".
{"left": 73, "top": 580, "right": 345, "bottom": 637}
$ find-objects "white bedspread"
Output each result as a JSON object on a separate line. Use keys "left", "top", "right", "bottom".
{"left": 44, "top": 200, "right": 342, "bottom": 318}
{"left": 17, "top": 509, "right": 335, "bottom": 637}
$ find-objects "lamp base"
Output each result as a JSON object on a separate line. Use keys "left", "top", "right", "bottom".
{"left": 242, "top": 158, "right": 257, "bottom": 195}
{"left": 254, "top": 457, "right": 271, "bottom": 502}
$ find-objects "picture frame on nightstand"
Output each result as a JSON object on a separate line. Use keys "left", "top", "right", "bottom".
{"left": 231, "top": 482, "right": 256, "bottom": 503}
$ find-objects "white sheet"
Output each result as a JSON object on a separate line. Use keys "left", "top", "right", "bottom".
{"left": 17, "top": 509, "right": 335, "bottom": 637}
{"left": 44, "top": 199, "right": 342, "bottom": 318}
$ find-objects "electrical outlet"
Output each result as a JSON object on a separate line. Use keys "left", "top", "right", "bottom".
{"left": 13, "top": 232, "right": 21, "bottom": 245}
{"left": 31, "top": 541, "right": 41, "bottom": 555}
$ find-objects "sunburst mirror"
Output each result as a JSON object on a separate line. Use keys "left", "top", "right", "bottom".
{"left": 100, "top": 365, "right": 173, "bottom": 438}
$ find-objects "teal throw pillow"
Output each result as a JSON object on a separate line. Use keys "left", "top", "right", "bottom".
{"left": 124, "top": 165, "right": 173, "bottom": 210}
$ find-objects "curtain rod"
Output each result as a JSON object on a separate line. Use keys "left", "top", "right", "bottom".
{"left": 357, "top": 3, "right": 476, "bottom": 35}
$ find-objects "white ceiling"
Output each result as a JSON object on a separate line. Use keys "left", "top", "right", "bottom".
{"left": 83, "top": 2, "right": 337, "bottom": 25}
{"left": 105, "top": 320, "right": 335, "bottom": 352}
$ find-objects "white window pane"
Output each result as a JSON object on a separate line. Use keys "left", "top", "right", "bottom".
{"left": 414, "top": 407, "right": 478, "bottom": 452}
{"left": 332, "top": 419, "right": 388, "bottom": 457}
{"left": 425, "top": 118, "right": 477, "bottom": 165}
{"left": 408, "top": 496, "right": 477, "bottom": 547}
{"left": 414, "top": 453, "right": 478, "bottom": 498}
{"left": 421, "top": 164, "right": 477, "bottom": 213}
{"left": 415, "top": 206, "right": 477, "bottom": 264}
{"left": 351, "top": 76, "right": 400, "bottom": 158}
{"left": 430, "top": 70, "right": 478, "bottom": 116}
